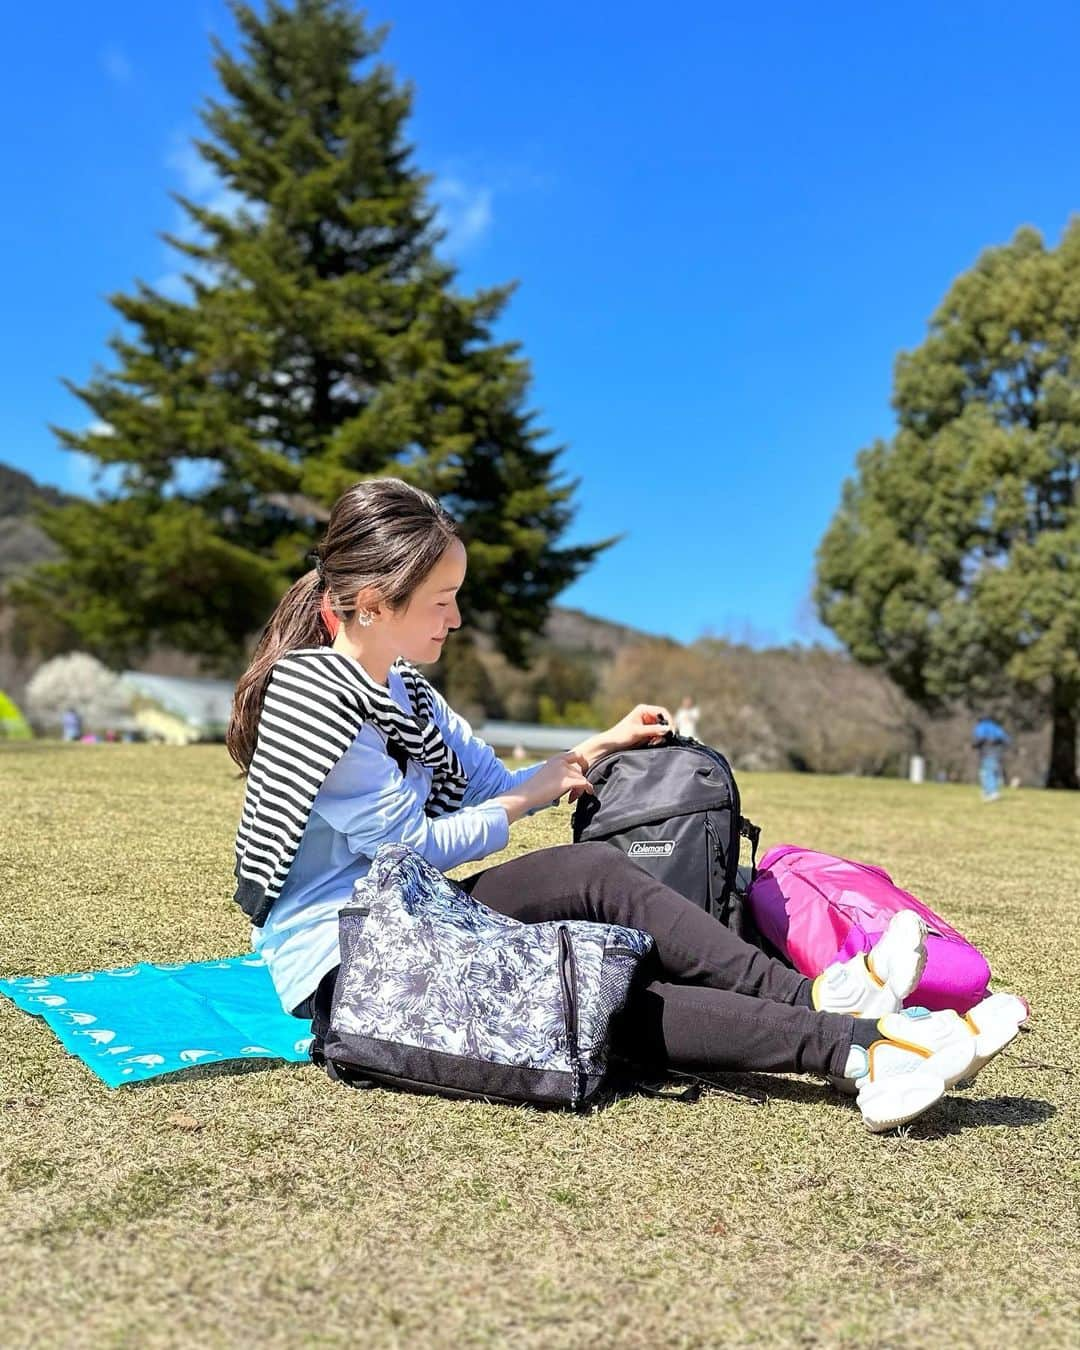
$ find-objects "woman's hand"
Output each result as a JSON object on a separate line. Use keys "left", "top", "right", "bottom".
{"left": 569, "top": 704, "right": 675, "bottom": 783}
{"left": 527, "top": 751, "right": 594, "bottom": 809}
{"left": 491, "top": 751, "right": 594, "bottom": 823}
{"left": 602, "top": 704, "right": 674, "bottom": 753}
{"left": 495, "top": 709, "right": 674, "bottom": 827}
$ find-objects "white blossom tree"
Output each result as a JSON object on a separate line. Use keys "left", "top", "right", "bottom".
{"left": 24, "top": 653, "right": 133, "bottom": 733}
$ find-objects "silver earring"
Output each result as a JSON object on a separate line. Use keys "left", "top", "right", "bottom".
{"left": 355, "top": 609, "right": 374, "bottom": 628}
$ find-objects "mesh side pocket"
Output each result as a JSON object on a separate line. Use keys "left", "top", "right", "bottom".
{"left": 336, "top": 907, "right": 370, "bottom": 969}
{"left": 594, "top": 950, "right": 641, "bottom": 1036}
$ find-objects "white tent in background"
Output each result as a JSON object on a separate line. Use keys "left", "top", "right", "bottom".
{"left": 121, "top": 672, "right": 235, "bottom": 745}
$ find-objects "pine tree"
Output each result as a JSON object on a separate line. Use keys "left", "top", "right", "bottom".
{"left": 11, "top": 0, "right": 610, "bottom": 672}
{"left": 816, "top": 223, "right": 1080, "bottom": 788}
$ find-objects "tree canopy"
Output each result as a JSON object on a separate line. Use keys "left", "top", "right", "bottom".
{"left": 10, "top": 0, "right": 610, "bottom": 673}
{"left": 816, "top": 222, "right": 1080, "bottom": 788}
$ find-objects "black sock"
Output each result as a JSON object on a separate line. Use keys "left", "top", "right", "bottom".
{"left": 795, "top": 977, "right": 815, "bottom": 1008}
{"left": 850, "top": 1017, "right": 883, "bottom": 1050}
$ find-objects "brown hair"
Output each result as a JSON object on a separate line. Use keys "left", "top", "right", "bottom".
{"left": 227, "top": 477, "right": 459, "bottom": 772}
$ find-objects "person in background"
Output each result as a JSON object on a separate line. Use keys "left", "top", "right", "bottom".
{"left": 972, "top": 717, "right": 1010, "bottom": 802}
{"left": 61, "top": 707, "right": 83, "bottom": 743}
{"left": 673, "top": 695, "right": 701, "bottom": 740}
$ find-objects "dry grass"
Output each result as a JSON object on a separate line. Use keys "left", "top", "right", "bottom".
{"left": 1, "top": 743, "right": 1077, "bottom": 1349}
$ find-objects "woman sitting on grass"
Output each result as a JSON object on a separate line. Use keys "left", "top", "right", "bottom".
{"left": 227, "top": 478, "right": 1026, "bottom": 1132}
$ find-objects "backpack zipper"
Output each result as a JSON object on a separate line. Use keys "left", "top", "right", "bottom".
{"left": 557, "top": 925, "right": 583, "bottom": 1105}
{"left": 704, "top": 814, "right": 720, "bottom": 919}
{"left": 585, "top": 732, "right": 728, "bottom": 779}
{"left": 584, "top": 736, "right": 669, "bottom": 775}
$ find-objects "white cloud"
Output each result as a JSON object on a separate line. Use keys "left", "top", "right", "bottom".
{"left": 68, "top": 452, "right": 96, "bottom": 496}
{"left": 432, "top": 176, "right": 494, "bottom": 254}
{"left": 101, "top": 44, "right": 132, "bottom": 85}
{"left": 166, "top": 138, "right": 247, "bottom": 226}
{"left": 68, "top": 423, "right": 123, "bottom": 498}
{"left": 165, "top": 141, "right": 220, "bottom": 199}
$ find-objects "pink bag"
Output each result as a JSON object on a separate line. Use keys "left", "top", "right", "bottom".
{"left": 747, "top": 845, "right": 991, "bottom": 1013}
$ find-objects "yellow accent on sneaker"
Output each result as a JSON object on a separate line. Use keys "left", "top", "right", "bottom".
{"left": 865, "top": 1035, "right": 931, "bottom": 1076}
{"left": 875, "top": 1008, "right": 978, "bottom": 1087}
{"left": 869, "top": 1031, "right": 931, "bottom": 1062}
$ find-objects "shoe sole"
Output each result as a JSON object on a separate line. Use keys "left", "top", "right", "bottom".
{"left": 878, "top": 911, "right": 929, "bottom": 1005}
{"left": 858, "top": 1066, "right": 946, "bottom": 1132}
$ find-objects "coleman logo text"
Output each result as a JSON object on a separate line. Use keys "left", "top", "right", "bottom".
{"left": 627, "top": 840, "right": 676, "bottom": 858}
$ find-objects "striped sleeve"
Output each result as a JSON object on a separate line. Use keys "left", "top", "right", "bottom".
{"left": 234, "top": 652, "right": 365, "bottom": 923}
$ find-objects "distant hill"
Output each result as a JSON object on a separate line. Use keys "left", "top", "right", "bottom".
{"left": 1, "top": 463, "right": 1047, "bottom": 783}
{"left": 0, "top": 461, "right": 72, "bottom": 516}
{"left": 539, "top": 604, "right": 669, "bottom": 657}
{"left": 0, "top": 462, "right": 73, "bottom": 582}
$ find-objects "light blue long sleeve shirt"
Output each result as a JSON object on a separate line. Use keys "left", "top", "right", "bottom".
{"left": 251, "top": 664, "right": 547, "bottom": 1015}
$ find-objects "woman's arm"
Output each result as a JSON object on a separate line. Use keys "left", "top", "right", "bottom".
{"left": 434, "top": 689, "right": 674, "bottom": 790}
{"left": 313, "top": 732, "right": 511, "bottom": 871}
{"left": 428, "top": 687, "right": 547, "bottom": 807}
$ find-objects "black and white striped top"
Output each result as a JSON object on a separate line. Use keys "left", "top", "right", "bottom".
{"left": 234, "top": 648, "right": 468, "bottom": 927}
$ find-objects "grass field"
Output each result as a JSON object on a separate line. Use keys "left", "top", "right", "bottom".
{"left": 1, "top": 743, "right": 1077, "bottom": 1349}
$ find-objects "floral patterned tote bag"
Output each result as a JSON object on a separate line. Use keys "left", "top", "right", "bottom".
{"left": 322, "top": 843, "right": 653, "bottom": 1109}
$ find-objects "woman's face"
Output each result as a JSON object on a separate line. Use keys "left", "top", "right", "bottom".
{"left": 382, "top": 537, "right": 466, "bottom": 665}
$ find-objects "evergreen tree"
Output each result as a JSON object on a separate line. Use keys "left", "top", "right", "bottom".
{"left": 816, "top": 223, "right": 1080, "bottom": 788}
{"left": 10, "top": 0, "right": 610, "bottom": 672}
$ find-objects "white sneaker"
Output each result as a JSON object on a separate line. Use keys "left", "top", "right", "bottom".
{"left": 836, "top": 1007, "right": 973, "bottom": 1131}
{"left": 971, "top": 990, "right": 1030, "bottom": 1028}
{"left": 874, "top": 997, "right": 1026, "bottom": 1087}
{"left": 812, "top": 910, "right": 927, "bottom": 1018}
{"left": 836, "top": 996, "right": 1025, "bottom": 1129}
{"left": 831, "top": 1004, "right": 972, "bottom": 1093}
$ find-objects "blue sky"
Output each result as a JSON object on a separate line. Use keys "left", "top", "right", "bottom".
{"left": 2, "top": 2, "right": 1078, "bottom": 646}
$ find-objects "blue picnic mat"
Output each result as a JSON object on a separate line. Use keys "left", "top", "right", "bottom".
{"left": 0, "top": 955, "right": 314, "bottom": 1087}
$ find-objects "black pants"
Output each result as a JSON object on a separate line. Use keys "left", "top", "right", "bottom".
{"left": 304, "top": 842, "right": 856, "bottom": 1079}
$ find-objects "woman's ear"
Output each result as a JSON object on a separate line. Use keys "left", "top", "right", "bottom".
{"left": 350, "top": 585, "right": 385, "bottom": 618}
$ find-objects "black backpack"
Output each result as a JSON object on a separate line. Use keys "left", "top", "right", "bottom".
{"left": 571, "top": 731, "right": 762, "bottom": 939}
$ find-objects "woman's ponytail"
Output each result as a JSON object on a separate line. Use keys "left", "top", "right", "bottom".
{"left": 226, "top": 569, "right": 331, "bottom": 771}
